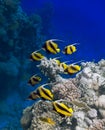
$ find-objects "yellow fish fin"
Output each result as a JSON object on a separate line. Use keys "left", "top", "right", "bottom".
{"left": 56, "top": 48, "right": 60, "bottom": 53}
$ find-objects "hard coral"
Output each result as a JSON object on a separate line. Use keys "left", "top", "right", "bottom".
{"left": 37, "top": 57, "right": 64, "bottom": 82}
{"left": 21, "top": 59, "right": 105, "bottom": 130}
{"left": 4, "top": 0, "right": 20, "bottom": 11}
{"left": 89, "top": 119, "right": 105, "bottom": 130}
{"left": 21, "top": 101, "right": 72, "bottom": 130}
{"left": 52, "top": 79, "right": 81, "bottom": 101}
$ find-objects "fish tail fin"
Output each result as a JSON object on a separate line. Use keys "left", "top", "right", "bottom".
{"left": 56, "top": 48, "right": 60, "bottom": 53}
{"left": 69, "top": 107, "right": 73, "bottom": 112}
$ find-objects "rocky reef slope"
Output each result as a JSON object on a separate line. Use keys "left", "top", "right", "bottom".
{"left": 21, "top": 59, "right": 105, "bottom": 130}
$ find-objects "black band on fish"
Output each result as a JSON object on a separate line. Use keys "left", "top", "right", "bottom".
{"left": 41, "top": 87, "right": 52, "bottom": 99}
{"left": 70, "top": 66, "right": 79, "bottom": 71}
{"left": 33, "top": 77, "right": 40, "bottom": 82}
{"left": 48, "top": 41, "right": 57, "bottom": 53}
{"left": 34, "top": 53, "right": 42, "bottom": 59}
{"left": 54, "top": 102, "right": 70, "bottom": 113}
{"left": 70, "top": 46, "right": 73, "bottom": 53}
{"left": 65, "top": 48, "right": 68, "bottom": 54}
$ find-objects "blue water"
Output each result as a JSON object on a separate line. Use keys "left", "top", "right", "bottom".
{"left": 0, "top": 0, "right": 105, "bottom": 129}
{"left": 21, "top": 0, "right": 105, "bottom": 61}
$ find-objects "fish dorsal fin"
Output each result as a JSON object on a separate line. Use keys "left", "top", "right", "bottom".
{"left": 70, "top": 60, "right": 85, "bottom": 66}
{"left": 33, "top": 73, "right": 41, "bottom": 77}
{"left": 33, "top": 74, "right": 38, "bottom": 77}
{"left": 68, "top": 42, "right": 80, "bottom": 46}
{"left": 61, "top": 61, "right": 71, "bottom": 64}
{"left": 53, "top": 56, "right": 61, "bottom": 60}
{"left": 49, "top": 39, "right": 65, "bottom": 42}
{"left": 33, "top": 48, "right": 42, "bottom": 53}
{"left": 69, "top": 107, "right": 73, "bottom": 111}
{"left": 40, "top": 83, "right": 49, "bottom": 88}
{"left": 40, "top": 82, "right": 55, "bottom": 88}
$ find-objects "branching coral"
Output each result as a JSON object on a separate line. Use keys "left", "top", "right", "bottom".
{"left": 37, "top": 57, "right": 64, "bottom": 82}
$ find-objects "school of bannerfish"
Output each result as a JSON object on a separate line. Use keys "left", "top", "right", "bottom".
{"left": 26, "top": 39, "right": 82, "bottom": 121}
{"left": 20, "top": 39, "right": 105, "bottom": 130}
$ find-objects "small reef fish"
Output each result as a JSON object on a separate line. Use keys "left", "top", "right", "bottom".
{"left": 54, "top": 59, "right": 61, "bottom": 66}
{"left": 71, "top": 100, "right": 91, "bottom": 112}
{"left": 66, "top": 65, "right": 81, "bottom": 75}
{"left": 52, "top": 101, "right": 73, "bottom": 116}
{"left": 28, "top": 75, "right": 41, "bottom": 86}
{"left": 42, "top": 39, "right": 63, "bottom": 54}
{"left": 27, "top": 84, "right": 54, "bottom": 101}
{"left": 65, "top": 60, "right": 83, "bottom": 75}
{"left": 37, "top": 84, "right": 54, "bottom": 100}
{"left": 52, "top": 57, "right": 61, "bottom": 66}
{"left": 39, "top": 117, "right": 55, "bottom": 125}
{"left": 30, "top": 49, "right": 44, "bottom": 61}
{"left": 60, "top": 61, "right": 70, "bottom": 71}
{"left": 62, "top": 43, "right": 79, "bottom": 54}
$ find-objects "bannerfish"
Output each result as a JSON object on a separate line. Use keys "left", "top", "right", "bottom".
{"left": 28, "top": 75, "right": 41, "bottom": 86}
{"left": 65, "top": 60, "right": 84, "bottom": 75}
{"left": 60, "top": 61, "right": 70, "bottom": 71}
{"left": 62, "top": 43, "right": 79, "bottom": 55}
{"left": 52, "top": 101, "right": 73, "bottom": 116}
{"left": 42, "top": 39, "right": 64, "bottom": 54}
{"left": 71, "top": 100, "right": 91, "bottom": 112}
{"left": 54, "top": 59, "right": 61, "bottom": 66}
{"left": 30, "top": 49, "right": 44, "bottom": 61}
{"left": 27, "top": 84, "right": 54, "bottom": 101}
{"left": 52, "top": 56, "right": 61, "bottom": 66}
{"left": 66, "top": 65, "right": 81, "bottom": 75}
{"left": 39, "top": 117, "right": 55, "bottom": 125}
{"left": 37, "top": 84, "right": 54, "bottom": 101}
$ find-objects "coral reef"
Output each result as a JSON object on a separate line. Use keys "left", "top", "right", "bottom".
{"left": 52, "top": 79, "right": 81, "bottom": 101}
{"left": 21, "top": 59, "right": 105, "bottom": 130}
{"left": 0, "top": 0, "right": 54, "bottom": 129}
{"left": 0, "top": 0, "right": 46, "bottom": 100}
{"left": 37, "top": 57, "right": 64, "bottom": 82}
{"left": 0, "top": 0, "right": 45, "bottom": 61}
{"left": 21, "top": 101, "right": 73, "bottom": 130}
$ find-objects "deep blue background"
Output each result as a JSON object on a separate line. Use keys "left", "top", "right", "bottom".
{"left": 21, "top": 0, "right": 105, "bottom": 62}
